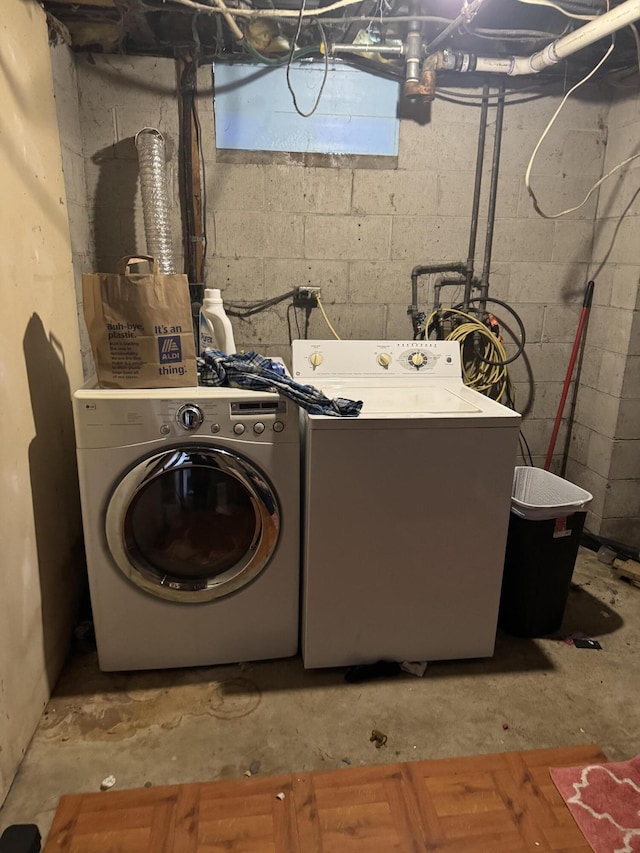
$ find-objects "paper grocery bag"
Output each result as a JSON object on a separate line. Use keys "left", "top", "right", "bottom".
{"left": 83, "top": 255, "right": 197, "bottom": 388}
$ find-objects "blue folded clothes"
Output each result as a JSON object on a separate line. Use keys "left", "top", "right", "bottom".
{"left": 198, "top": 350, "right": 363, "bottom": 417}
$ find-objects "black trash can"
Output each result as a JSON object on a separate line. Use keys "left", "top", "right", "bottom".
{"left": 499, "top": 467, "right": 592, "bottom": 638}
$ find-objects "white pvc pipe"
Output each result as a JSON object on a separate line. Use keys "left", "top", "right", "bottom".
{"left": 475, "top": 0, "right": 640, "bottom": 75}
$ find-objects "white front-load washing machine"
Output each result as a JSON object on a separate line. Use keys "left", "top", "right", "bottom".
{"left": 73, "top": 383, "right": 300, "bottom": 671}
{"left": 292, "top": 339, "right": 521, "bottom": 669}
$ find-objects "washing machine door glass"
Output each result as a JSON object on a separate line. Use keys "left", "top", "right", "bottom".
{"left": 105, "top": 446, "right": 280, "bottom": 602}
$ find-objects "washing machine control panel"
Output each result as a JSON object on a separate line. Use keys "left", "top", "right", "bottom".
{"left": 293, "top": 340, "right": 462, "bottom": 380}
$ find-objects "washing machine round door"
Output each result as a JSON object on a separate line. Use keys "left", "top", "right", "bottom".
{"left": 105, "top": 446, "right": 280, "bottom": 602}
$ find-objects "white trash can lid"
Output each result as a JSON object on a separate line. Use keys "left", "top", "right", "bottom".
{"left": 511, "top": 466, "right": 593, "bottom": 521}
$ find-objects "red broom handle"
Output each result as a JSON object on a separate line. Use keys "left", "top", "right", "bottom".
{"left": 544, "top": 281, "right": 594, "bottom": 471}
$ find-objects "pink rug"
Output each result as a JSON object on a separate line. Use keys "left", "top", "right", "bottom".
{"left": 551, "top": 755, "right": 640, "bottom": 853}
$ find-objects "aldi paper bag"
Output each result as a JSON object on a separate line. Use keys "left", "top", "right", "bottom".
{"left": 83, "top": 255, "right": 197, "bottom": 388}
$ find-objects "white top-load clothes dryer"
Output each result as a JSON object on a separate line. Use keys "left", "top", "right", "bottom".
{"left": 292, "top": 339, "right": 521, "bottom": 669}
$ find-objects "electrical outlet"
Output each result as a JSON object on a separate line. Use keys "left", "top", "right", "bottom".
{"left": 294, "top": 286, "right": 321, "bottom": 308}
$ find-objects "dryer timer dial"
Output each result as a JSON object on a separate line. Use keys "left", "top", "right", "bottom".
{"left": 176, "top": 404, "right": 204, "bottom": 431}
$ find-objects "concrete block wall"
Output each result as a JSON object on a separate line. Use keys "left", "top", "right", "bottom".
{"left": 67, "top": 54, "right": 611, "bottom": 470}
{"left": 51, "top": 43, "right": 94, "bottom": 378}
{"left": 566, "top": 86, "right": 640, "bottom": 545}
{"left": 205, "top": 73, "right": 609, "bottom": 469}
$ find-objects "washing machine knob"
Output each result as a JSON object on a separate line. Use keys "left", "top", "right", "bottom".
{"left": 254, "top": 422, "right": 265, "bottom": 434}
{"left": 309, "top": 352, "right": 323, "bottom": 369}
{"left": 233, "top": 423, "right": 246, "bottom": 435}
{"left": 273, "top": 421, "right": 285, "bottom": 432}
{"left": 377, "top": 353, "right": 391, "bottom": 368}
{"left": 176, "top": 404, "right": 204, "bottom": 431}
{"left": 410, "top": 352, "right": 425, "bottom": 368}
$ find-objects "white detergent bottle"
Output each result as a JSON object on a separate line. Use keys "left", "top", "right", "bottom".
{"left": 199, "top": 288, "right": 236, "bottom": 355}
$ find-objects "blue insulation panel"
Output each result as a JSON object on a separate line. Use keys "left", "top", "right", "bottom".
{"left": 213, "top": 61, "right": 399, "bottom": 156}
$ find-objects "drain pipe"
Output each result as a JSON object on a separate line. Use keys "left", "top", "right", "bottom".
{"left": 431, "top": 0, "right": 640, "bottom": 72}
{"left": 404, "top": 1, "right": 425, "bottom": 102}
{"left": 463, "top": 82, "right": 490, "bottom": 310}
{"left": 409, "top": 262, "right": 467, "bottom": 337}
{"left": 479, "top": 80, "right": 505, "bottom": 314}
{"left": 135, "top": 128, "right": 177, "bottom": 275}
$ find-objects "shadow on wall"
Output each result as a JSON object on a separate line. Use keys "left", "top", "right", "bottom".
{"left": 398, "top": 97, "right": 432, "bottom": 126}
{"left": 23, "top": 314, "right": 87, "bottom": 690}
{"left": 588, "top": 131, "right": 640, "bottom": 280}
{"left": 92, "top": 138, "right": 139, "bottom": 271}
{"left": 590, "top": 184, "right": 640, "bottom": 280}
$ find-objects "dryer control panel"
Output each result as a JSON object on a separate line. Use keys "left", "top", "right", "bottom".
{"left": 293, "top": 340, "right": 462, "bottom": 381}
{"left": 73, "top": 388, "right": 296, "bottom": 450}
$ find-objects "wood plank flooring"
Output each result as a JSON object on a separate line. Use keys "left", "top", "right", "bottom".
{"left": 44, "top": 744, "right": 605, "bottom": 852}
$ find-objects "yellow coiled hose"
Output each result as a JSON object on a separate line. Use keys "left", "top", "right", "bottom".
{"left": 425, "top": 307, "right": 514, "bottom": 402}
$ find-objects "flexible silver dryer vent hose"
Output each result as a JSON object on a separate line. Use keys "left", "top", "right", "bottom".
{"left": 135, "top": 128, "right": 176, "bottom": 274}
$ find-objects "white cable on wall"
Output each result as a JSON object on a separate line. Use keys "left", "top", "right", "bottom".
{"left": 316, "top": 296, "right": 341, "bottom": 340}
{"left": 523, "top": 31, "right": 640, "bottom": 219}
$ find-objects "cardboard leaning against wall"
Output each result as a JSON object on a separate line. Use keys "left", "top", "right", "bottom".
{"left": 83, "top": 255, "right": 197, "bottom": 388}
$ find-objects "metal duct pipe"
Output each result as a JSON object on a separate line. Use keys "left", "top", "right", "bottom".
{"left": 135, "top": 128, "right": 177, "bottom": 275}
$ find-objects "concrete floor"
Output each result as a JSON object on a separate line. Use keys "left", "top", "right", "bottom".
{"left": 1, "top": 548, "right": 639, "bottom": 844}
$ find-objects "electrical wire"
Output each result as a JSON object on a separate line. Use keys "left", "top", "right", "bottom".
{"left": 285, "top": 0, "right": 329, "bottom": 116}
{"left": 244, "top": 40, "right": 320, "bottom": 65}
{"left": 532, "top": 149, "right": 640, "bottom": 218}
{"left": 513, "top": 0, "right": 597, "bottom": 21}
{"left": 519, "top": 432, "right": 535, "bottom": 465}
{"left": 141, "top": 0, "right": 526, "bottom": 26}
{"left": 434, "top": 78, "right": 584, "bottom": 98}
{"left": 225, "top": 289, "right": 297, "bottom": 317}
{"left": 286, "top": 302, "right": 302, "bottom": 342}
{"left": 303, "top": 14, "right": 455, "bottom": 23}
{"left": 164, "top": 0, "right": 382, "bottom": 20}
{"left": 506, "top": 383, "right": 535, "bottom": 464}
{"left": 316, "top": 295, "right": 341, "bottom": 339}
{"left": 431, "top": 78, "right": 591, "bottom": 108}
{"left": 191, "top": 55, "right": 208, "bottom": 283}
{"left": 436, "top": 91, "right": 553, "bottom": 107}
{"left": 524, "top": 33, "right": 640, "bottom": 219}
{"left": 462, "top": 23, "right": 570, "bottom": 41}
{"left": 629, "top": 21, "right": 640, "bottom": 70}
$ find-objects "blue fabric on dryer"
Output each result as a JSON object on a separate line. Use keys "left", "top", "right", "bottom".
{"left": 198, "top": 349, "right": 362, "bottom": 417}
